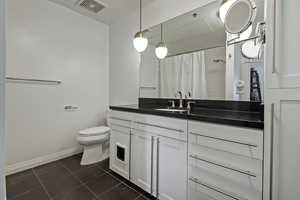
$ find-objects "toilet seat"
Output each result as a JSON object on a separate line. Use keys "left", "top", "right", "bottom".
{"left": 77, "top": 134, "right": 109, "bottom": 145}
{"left": 79, "top": 126, "right": 110, "bottom": 137}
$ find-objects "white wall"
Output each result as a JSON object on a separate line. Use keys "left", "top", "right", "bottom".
{"left": 6, "top": 0, "right": 109, "bottom": 170}
{"left": 205, "top": 47, "right": 226, "bottom": 100}
{"left": 109, "top": 0, "right": 215, "bottom": 105}
{"left": 0, "top": 0, "right": 6, "bottom": 197}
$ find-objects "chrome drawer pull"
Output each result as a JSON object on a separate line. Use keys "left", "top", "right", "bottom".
{"left": 189, "top": 154, "right": 257, "bottom": 177}
{"left": 150, "top": 136, "right": 154, "bottom": 194}
{"left": 156, "top": 138, "right": 160, "bottom": 197}
{"left": 135, "top": 121, "right": 184, "bottom": 133}
{"left": 272, "top": 0, "right": 276, "bottom": 74}
{"left": 189, "top": 177, "right": 248, "bottom": 200}
{"left": 110, "top": 116, "right": 131, "bottom": 122}
{"left": 269, "top": 103, "right": 275, "bottom": 199}
{"left": 189, "top": 132, "right": 258, "bottom": 148}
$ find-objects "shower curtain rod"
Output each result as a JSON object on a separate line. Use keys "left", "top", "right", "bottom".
{"left": 166, "top": 45, "right": 225, "bottom": 58}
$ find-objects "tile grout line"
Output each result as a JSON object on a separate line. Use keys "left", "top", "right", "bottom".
{"left": 104, "top": 169, "right": 151, "bottom": 200}
{"left": 58, "top": 161, "right": 101, "bottom": 199}
{"left": 8, "top": 190, "right": 31, "bottom": 200}
{"left": 61, "top": 161, "right": 135, "bottom": 199}
{"left": 31, "top": 168, "right": 52, "bottom": 200}
{"left": 58, "top": 161, "right": 130, "bottom": 199}
{"left": 134, "top": 194, "right": 143, "bottom": 200}
{"left": 32, "top": 156, "right": 146, "bottom": 200}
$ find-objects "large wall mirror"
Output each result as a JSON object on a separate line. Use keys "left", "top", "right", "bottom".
{"left": 139, "top": 0, "right": 265, "bottom": 102}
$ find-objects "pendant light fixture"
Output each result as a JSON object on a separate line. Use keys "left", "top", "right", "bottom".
{"left": 133, "top": 0, "right": 148, "bottom": 53}
{"left": 155, "top": 24, "right": 168, "bottom": 59}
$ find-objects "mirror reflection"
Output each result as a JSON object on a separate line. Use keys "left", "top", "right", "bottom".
{"left": 139, "top": 0, "right": 265, "bottom": 102}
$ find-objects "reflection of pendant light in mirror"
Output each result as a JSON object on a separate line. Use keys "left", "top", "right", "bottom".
{"left": 241, "top": 40, "right": 262, "bottom": 59}
{"left": 155, "top": 24, "right": 168, "bottom": 59}
{"left": 219, "top": 0, "right": 237, "bottom": 23}
{"left": 133, "top": 0, "right": 148, "bottom": 53}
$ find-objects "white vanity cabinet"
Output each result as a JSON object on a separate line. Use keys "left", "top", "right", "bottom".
{"left": 108, "top": 111, "right": 134, "bottom": 180}
{"left": 157, "top": 136, "right": 187, "bottom": 200}
{"left": 109, "top": 110, "right": 188, "bottom": 200}
{"left": 264, "top": 91, "right": 300, "bottom": 200}
{"left": 264, "top": 0, "right": 300, "bottom": 199}
{"left": 131, "top": 114, "right": 188, "bottom": 200}
{"left": 130, "top": 128, "right": 188, "bottom": 199}
{"left": 130, "top": 129, "right": 154, "bottom": 195}
{"left": 188, "top": 121, "right": 263, "bottom": 200}
{"left": 109, "top": 110, "right": 263, "bottom": 200}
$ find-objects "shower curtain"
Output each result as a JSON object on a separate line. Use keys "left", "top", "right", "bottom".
{"left": 192, "top": 51, "right": 208, "bottom": 99}
{"left": 159, "top": 51, "right": 208, "bottom": 99}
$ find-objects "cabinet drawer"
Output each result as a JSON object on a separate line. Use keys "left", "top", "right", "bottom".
{"left": 108, "top": 110, "right": 134, "bottom": 128}
{"left": 189, "top": 178, "right": 239, "bottom": 200}
{"left": 133, "top": 114, "right": 187, "bottom": 141}
{"left": 188, "top": 121, "right": 263, "bottom": 160}
{"left": 110, "top": 124, "right": 130, "bottom": 135}
{"left": 109, "top": 117, "right": 131, "bottom": 129}
{"left": 189, "top": 159, "right": 261, "bottom": 200}
{"left": 189, "top": 144, "right": 262, "bottom": 180}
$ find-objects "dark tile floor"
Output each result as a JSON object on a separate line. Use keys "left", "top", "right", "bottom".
{"left": 6, "top": 154, "right": 155, "bottom": 200}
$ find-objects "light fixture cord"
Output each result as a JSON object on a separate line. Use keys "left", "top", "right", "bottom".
{"left": 161, "top": 23, "right": 163, "bottom": 42}
{"left": 140, "top": 0, "right": 142, "bottom": 32}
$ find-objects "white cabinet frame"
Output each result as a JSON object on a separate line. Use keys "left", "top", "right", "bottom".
{"left": 264, "top": 90, "right": 300, "bottom": 200}
{"left": 266, "top": 0, "right": 300, "bottom": 89}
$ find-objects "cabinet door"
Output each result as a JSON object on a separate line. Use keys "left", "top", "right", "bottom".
{"left": 264, "top": 91, "right": 300, "bottom": 200}
{"left": 266, "top": 0, "right": 300, "bottom": 88}
{"left": 130, "top": 130, "right": 155, "bottom": 194}
{"left": 157, "top": 137, "right": 187, "bottom": 200}
{"left": 110, "top": 128, "right": 130, "bottom": 180}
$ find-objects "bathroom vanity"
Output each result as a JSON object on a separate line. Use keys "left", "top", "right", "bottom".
{"left": 108, "top": 0, "right": 265, "bottom": 199}
{"left": 108, "top": 100, "right": 264, "bottom": 200}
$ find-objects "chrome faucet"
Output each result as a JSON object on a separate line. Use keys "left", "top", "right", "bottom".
{"left": 168, "top": 100, "right": 176, "bottom": 108}
{"left": 187, "top": 101, "right": 196, "bottom": 110}
{"left": 176, "top": 91, "right": 183, "bottom": 108}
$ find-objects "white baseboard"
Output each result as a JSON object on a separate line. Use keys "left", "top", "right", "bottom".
{"left": 5, "top": 147, "right": 83, "bottom": 176}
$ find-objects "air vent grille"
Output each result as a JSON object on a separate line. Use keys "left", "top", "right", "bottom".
{"left": 79, "top": 0, "right": 105, "bottom": 14}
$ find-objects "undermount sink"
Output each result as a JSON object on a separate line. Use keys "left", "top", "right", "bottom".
{"left": 156, "top": 108, "right": 188, "bottom": 112}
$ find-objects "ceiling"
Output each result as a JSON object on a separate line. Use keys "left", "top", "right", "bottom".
{"left": 49, "top": 0, "right": 148, "bottom": 25}
{"left": 49, "top": 0, "right": 265, "bottom": 27}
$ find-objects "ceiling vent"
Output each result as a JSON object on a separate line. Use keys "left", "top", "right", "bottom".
{"left": 78, "top": 0, "right": 105, "bottom": 14}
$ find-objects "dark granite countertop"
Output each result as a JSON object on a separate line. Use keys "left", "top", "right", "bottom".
{"left": 109, "top": 104, "right": 264, "bottom": 129}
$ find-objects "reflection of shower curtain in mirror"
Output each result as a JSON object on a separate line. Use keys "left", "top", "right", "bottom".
{"left": 160, "top": 51, "right": 208, "bottom": 98}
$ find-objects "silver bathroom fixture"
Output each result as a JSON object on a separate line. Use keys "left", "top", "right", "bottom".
{"left": 222, "top": 0, "right": 266, "bottom": 46}
{"left": 224, "top": 0, "right": 257, "bottom": 36}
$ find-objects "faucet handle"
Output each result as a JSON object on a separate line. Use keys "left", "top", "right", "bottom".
{"left": 168, "top": 100, "right": 176, "bottom": 108}
{"left": 187, "top": 101, "right": 196, "bottom": 110}
{"left": 185, "top": 92, "right": 193, "bottom": 99}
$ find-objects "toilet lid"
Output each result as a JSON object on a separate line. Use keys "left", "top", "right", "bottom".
{"left": 79, "top": 126, "right": 110, "bottom": 137}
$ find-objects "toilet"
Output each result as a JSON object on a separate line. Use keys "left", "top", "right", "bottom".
{"left": 77, "top": 126, "right": 110, "bottom": 165}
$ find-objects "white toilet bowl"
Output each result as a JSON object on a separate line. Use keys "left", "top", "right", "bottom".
{"left": 77, "top": 126, "right": 110, "bottom": 165}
